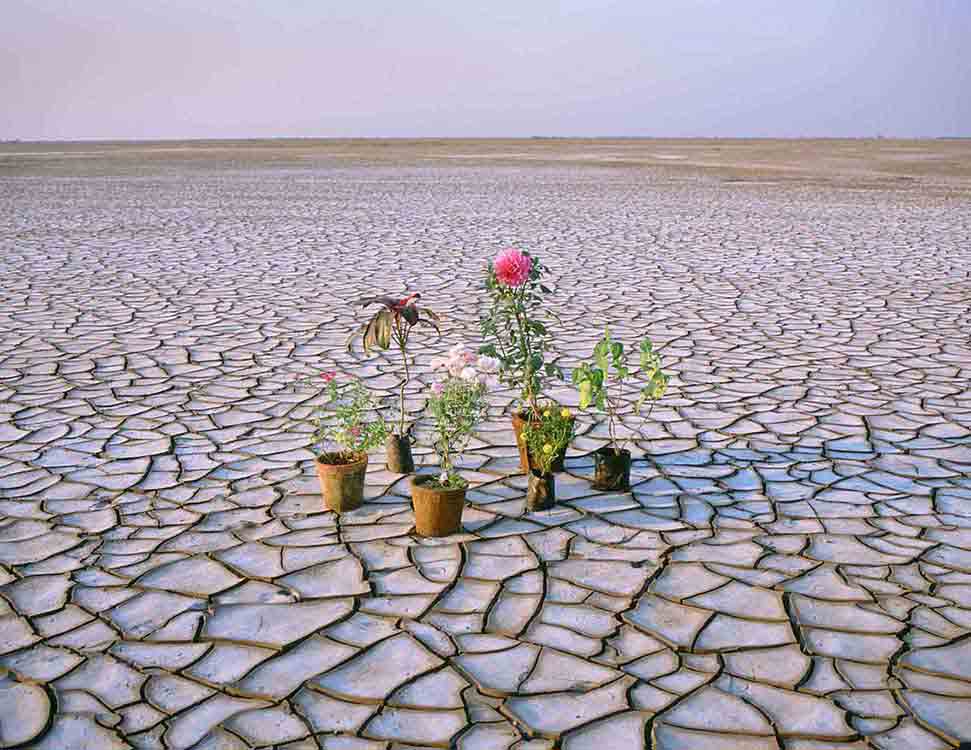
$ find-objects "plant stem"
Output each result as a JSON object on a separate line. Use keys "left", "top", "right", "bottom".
{"left": 393, "top": 320, "right": 410, "bottom": 437}
{"left": 606, "top": 393, "right": 620, "bottom": 455}
{"left": 399, "top": 342, "right": 409, "bottom": 437}
{"left": 511, "top": 289, "right": 537, "bottom": 413}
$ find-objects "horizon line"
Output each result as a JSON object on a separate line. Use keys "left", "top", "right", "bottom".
{"left": 3, "top": 135, "right": 969, "bottom": 145}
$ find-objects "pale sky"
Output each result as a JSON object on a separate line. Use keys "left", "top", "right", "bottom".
{"left": 2, "top": 0, "right": 969, "bottom": 140}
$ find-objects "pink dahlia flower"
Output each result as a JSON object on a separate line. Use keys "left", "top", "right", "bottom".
{"left": 494, "top": 248, "right": 532, "bottom": 288}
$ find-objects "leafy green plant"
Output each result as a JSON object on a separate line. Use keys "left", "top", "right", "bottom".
{"left": 424, "top": 345, "right": 494, "bottom": 489}
{"left": 480, "top": 248, "right": 562, "bottom": 416}
{"left": 312, "top": 374, "right": 388, "bottom": 463}
{"left": 521, "top": 404, "right": 575, "bottom": 475}
{"left": 347, "top": 292, "right": 441, "bottom": 438}
{"left": 571, "top": 329, "right": 668, "bottom": 456}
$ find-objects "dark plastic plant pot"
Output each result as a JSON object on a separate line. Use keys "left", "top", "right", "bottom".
{"left": 526, "top": 470, "right": 555, "bottom": 511}
{"left": 411, "top": 475, "right": 466, "bottom": 537}
{"left": 385, "top": 433, "right": 415, "bottom": 474}
{"left": 316, "top": 453, "right": 368, "bottom": 512}
{"left": 593, "top": 446, "right": 631, "bottom": 491}
{"left": 511, "top": 410, "right": 574, "bottom": 474}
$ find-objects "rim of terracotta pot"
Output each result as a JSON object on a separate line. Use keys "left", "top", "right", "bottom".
{"left": 317, "top": 452, "right": 368, "bottom": 473}
{"left": 411, "top": 474, "right": 467, "bottom": 498}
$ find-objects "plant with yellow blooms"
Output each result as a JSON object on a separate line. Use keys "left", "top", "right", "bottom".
{"left": 521, "top": 404, "right": 575, "bottom": 476}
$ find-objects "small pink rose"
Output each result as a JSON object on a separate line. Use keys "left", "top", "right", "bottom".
{"left": 494, "top": 248, "right": 532, "bottom": 288}
{"left": 321, "top": 371, "right": 336, "bottom": 383}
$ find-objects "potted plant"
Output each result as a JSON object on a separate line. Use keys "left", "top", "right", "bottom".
{"left": 480, "top": 247, "right": 572, "bottom": 472}
{"left": 572, "top": 328, "right": 668, "bottom": 491}
{"left": 349, "top": 292, "right": 441, "bottom": 473}
{"left": 313, "top": 373, "right": 388, "bottom": 512}
{"left": 521, "top": 405, "right": 575, "bottom": 510}
{"left": 412, "top": 345, "right": 494, "bottom": 536}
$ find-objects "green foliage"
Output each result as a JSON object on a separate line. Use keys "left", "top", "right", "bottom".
{"left": 571, "top": 328, "right": 669, "bottom": 454}
{"left": 313, "top": 378, "right": 388, "bottom": 461}
{"left": 425, "top": 473, "right": 469, "bottom": 490}
{"left": 521, "top": 404, "right": 576, "bottom": 475}
{"left": 427, "top": 376, "right": 488, "bottom": 485}
{"left": 480, "top": 252, "right": 562, "bottom": 412}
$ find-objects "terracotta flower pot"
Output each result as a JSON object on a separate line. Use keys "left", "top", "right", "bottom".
{"left": 526, "top": 470, "right": 555, "bottom": 511}
{"left": 511, "top": 410, "right": 574, "bottom": 474}
{"left": 316, "top": 453, "right": 368, "bottom": 512}
{"left": 411, "top": 475, "right": 466, "bottom": 537}
{"left": 385, "top": 433, "right": 415, "bottom": 474}
{"left": 593, "top": 446, "right": 631, "bottom": 491}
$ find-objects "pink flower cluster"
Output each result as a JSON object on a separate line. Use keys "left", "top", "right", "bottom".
{"left": 493, "top": 248, "right": 532, "bottom": 288}
{"left": 320, "top": 371, "right": 337, "bottom": 383}
{"left": 430, "top": 344, "right": 499, "bottom": 393}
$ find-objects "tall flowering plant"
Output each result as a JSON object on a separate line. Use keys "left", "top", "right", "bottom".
{"left": 312, "top": 373, "right": 388, "bottom": 464}
{"left": 480, "top": 248, "right": 562, "bottom": 415}
{"left": 425, "top": 345, "right": 498, "bottom": 488}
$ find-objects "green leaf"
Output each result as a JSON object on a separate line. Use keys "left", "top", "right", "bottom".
{"left": 362, "top": 309, "right": 393, "bottom": 353}
{"left": 594, "top": 341, "right": 609, "bottom": 372}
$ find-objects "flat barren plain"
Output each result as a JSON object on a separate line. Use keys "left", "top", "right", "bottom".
{"left": 0, "top": 139, "right": 970, "bottom": 749}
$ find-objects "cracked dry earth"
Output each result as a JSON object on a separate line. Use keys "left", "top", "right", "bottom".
{"left": 1, "top": 157, "right": 971, "bottom": 750}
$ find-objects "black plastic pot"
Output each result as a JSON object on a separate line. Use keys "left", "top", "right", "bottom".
{"left": 386, "top": 433, "right": 415, "bottom": 474}
{"left": 526, "top": 470, "right": 555, "bottom": 511}
{"left": 593, "top": 447, "right": 631, "bottom": 491}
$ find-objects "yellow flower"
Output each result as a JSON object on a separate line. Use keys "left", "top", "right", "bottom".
{"left": 561, "top": 408, "right": 571, "bottom": 418}
{"left": 543, "top": 443, "right": 553, "bottom": 454}
{"left": 543, "top": 410, "right": 551, "bottom": 418}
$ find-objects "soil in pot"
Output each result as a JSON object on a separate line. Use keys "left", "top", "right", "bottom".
{"left": 385, "top": 433, "right": 415, "bottom": 474}
{"left": 411, "top": 475, "right": 466, "bottom": 537}
{"left": 511, "top": 410, "right": 574, "bottom": 474}
{"left": 593, "top": 446, "right": 631, "bottom": 491}
{"left": 526, "top": 470, "right": 555, "bottom": 511}
{"left": 317, "top": 452, "right": 368, "bottom": 512}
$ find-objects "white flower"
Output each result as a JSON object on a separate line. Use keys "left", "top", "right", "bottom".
{"left": 477, "top": 355, "right": 500, "bottom": 372}
{"left": 460, "top": 366, "right": 477, "bottom": 381}
{"left": 429, "top": 356, "right": 448, "bottom": 370}
{"left": 439, "top": 471, "right": 449, "bottom": 483}
{"left": 448, "top": 362, "right": 465, "bottom": 377}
